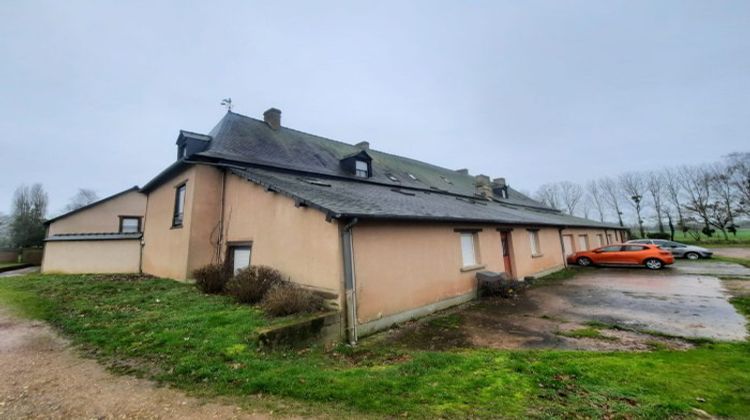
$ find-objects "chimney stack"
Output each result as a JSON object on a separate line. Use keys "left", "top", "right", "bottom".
{"left": 263, "top": 108, "right": 281, "bottom": 130}
{"left": 455, "top": 168, "right": 469, "bottom": 175}
{"left": 475, "top": 174, "right": 492, "bottom": 198}
{"left": 355, "top": 141, "right": 370, "bottom": 150}
{"left": 492, "top": 177, "right": 509, "bottom": 198}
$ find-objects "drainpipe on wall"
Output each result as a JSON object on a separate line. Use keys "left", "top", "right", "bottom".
{"left": 139, "top": 192, "right": 150, "bottom": 274}
{"left": 558, "top": 227, "right": 568, "bottom": 268}
{"left": 341, "top": 218, "right": 359, "bottom": 345}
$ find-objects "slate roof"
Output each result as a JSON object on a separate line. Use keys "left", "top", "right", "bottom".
{"left": 45, "top": 232, "right": 143, "bottom": 242}
{"left": 157, "top": 110, "right": 621, "bottom": 229}
{"left": 230, "top": 167, "right": 620, "bottom": 228}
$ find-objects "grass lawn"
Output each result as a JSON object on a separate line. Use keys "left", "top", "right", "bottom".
{"left": 671, "top": 228, "right": 750, "bottom": 246}
{"left": 1, "top": 274, "right": 749, "bottom": 418}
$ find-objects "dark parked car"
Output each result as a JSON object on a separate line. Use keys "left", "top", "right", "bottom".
{"left": 626, "top": 239, "right": 713, "bottom": 260}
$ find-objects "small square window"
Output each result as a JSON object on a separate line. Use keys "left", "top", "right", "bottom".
{"left": 460, "top": 232, "right": 478, "bottom": 267}
{"left": 229, "top": 245, "right": 252, "bottom": 274}
{"left": 120, "top": 217, "right": 141, "bottom": 233}
{"left": 355, "top": 160, "right": 369, "bottom": 178}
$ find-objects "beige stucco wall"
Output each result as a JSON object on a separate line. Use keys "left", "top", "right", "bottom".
{"left": 47, "top": 190, "right": 146, "bottom": 235}
{"left": 222, "top": 173, "right": 343, "bottom": 297}
{"left": 353, "top": 222, "right": 511, "bottom": 325}
{"left": 142, "top": 166, "right": 199, "bottom": 280}
{"left": 561, "top": 227, "right": 623, "bottom": 254}
{"left": 42, "top": 240, "right": 141, "bottom": 273}
{"left": 508, "top": 227, "right": 566, "bottom": 279}
{"left": 351, "top": 223, "right": 625, "bottom": 327}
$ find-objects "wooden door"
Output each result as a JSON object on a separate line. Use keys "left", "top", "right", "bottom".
{"left": 500, "top": 231, "right": 513, "bottom": 277}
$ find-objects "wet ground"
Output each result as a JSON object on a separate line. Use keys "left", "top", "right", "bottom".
{"left": 377, "top": 260, "right": 749, "bottom": 351}
{"left": 711, "top": 247, "right": 750, "bottom": 259}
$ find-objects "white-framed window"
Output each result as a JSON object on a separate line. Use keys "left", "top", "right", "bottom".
{"left": 460, "top": 232, "right": 478, "bottom": 267}
{"left": 529, "top": 230, "right": 541, "bottom": 256}
{"left": 229, "top": 245, "right": 252, "bottom": 274}
{"left": 119, "top": 217, "right": 141, "bottom": 233}
{"left": 173, "top": 183, "right": 186, "bottom": 227}
{"left": 596, "top": 234, "right": 604, "bottom": 247}
{"left": 607, "top": 233, "right": 613, "bottom": 244}
{"left": 529, "top": 230, "right": 542, "bottom": 257}
{"left": 578, "top": 234, "right": 589, "bottom": 251}
{"left": 355, "top": 160, "right": 369, "bottom": 178}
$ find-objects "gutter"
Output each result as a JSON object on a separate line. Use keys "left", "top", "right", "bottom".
{"left": 341, "top": 218, "right": 359, "bottom": 345}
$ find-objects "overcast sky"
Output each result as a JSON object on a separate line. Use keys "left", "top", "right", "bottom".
{"left": 1, "top": 1, "right": 748, "bottom": 216}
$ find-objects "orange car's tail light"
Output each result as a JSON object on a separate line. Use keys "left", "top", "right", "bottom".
{"left": 659, "top": 251, "right": 671, "bottom": 256}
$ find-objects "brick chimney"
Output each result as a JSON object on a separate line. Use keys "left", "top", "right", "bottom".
{"left": 475, "top": 174, "right": 492, "bottom": 198}
{"left": 263, "top": 108, "right": 281, "bottom": 130}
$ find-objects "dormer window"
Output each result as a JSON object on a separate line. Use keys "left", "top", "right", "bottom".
{"left": 340, "top": 150, "right": 373, "bottom": 178}
{"left": 355, "top": 160, "right": 369, "bottom": 178}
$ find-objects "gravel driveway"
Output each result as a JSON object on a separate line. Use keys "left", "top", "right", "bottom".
{"left": 0, "top": 305, "right": 268, "bottom": 419}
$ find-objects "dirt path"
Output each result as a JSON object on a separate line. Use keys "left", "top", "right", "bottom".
{"left": 0, "top": 305, "right": 268, "bottom": 419}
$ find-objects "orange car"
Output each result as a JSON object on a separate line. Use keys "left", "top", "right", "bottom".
{"left": 566, "top": 243, "right": 674, "bottom": 270}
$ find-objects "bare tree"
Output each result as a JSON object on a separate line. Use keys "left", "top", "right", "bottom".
{"left": 558, "top": 181, "right": 584, "bottom": 215}
{"left": 708, "top": 162, "right": 737, "bottom": 237}
{"left": 645, "top": 171, "right": 666, "bottom": 233}
{"left": 534, "top": 183, "right": 561, "bottom": 210}
{"left": 681, "top": 165, "right": 713, "bottom": 237}
{"left": 726, "top": 152, "right": 750, "bottom": 216}
{"left": 619, "top": 172, "right": 648, "bottom": 238}
{"left": 599, "top": 177, "right": 624, "bottom": 227}
{"left": 10, "top": 184, "right": 48, "bottom": 247}
{"left": 586, "top": 180, "right": 606, "bottom": 222}
{"left": 663, "top": 168, "right": 687, "bottom": 234}
{"left": 64, "top": 188, "right": 99, "bottom": 212}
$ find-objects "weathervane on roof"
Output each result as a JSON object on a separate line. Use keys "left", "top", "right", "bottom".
{"left": 220, "top": 98, "right": 233, "bottom": 112}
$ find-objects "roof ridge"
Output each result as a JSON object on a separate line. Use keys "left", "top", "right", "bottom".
{"left": 226, "top": 111, "right": 479, "bottom": 179}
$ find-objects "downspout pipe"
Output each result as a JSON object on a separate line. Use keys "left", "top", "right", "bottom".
{"left": 342, "top": 217, "right": 359, "bottom": 345}
{"left": 558, "top": 227, "right": 568, "bottom": 268}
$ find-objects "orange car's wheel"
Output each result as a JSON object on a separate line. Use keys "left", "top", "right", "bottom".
{"left": 644, "top": 258, "right": 663, "bottom": 270}
{"left": 577, "top": 257, "right": 592, "bottom": 267}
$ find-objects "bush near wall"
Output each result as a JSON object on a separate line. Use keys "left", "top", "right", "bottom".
{"left": 226, "top": 265, "right": 283, "bottom": 304}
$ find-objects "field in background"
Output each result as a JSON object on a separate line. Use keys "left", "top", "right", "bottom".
{"left": 648, "top": 228, "right": 750, "bottom": 246}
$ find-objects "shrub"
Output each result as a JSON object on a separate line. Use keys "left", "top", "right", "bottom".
{"left": 193, "top": 263, "right": 230, "bottom": 294}
{"left": 262, "top": 282, "right": 325, "bottom": 316}
{"left": 646, "top": 232, "right": 671, "bottom": 240}
{"left": 478, "top": 274, "right": 525, "bottom": 298}
{"left": 226, "top": 265, "right": 282, "bottom": 304}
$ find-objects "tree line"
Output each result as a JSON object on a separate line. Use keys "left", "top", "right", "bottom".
{"left": 533, "top": 152, "right": 750, "bottom": 240}
{"left": 0, "top": 186, "right": 99, "bottom": 248}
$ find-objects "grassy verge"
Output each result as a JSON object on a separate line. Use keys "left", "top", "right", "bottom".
{"left": 1, "top": 274, "right": 749, "bottom": 418}
{"left": 712, "top": 255, "right": 750, "bottom": 268}
{"left": 557, "top": 326, "right": 615, "bottom": 340}
{"left": 530, "top": 267, "right": 580, "bottom": 287}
